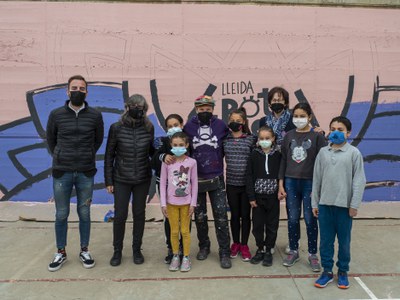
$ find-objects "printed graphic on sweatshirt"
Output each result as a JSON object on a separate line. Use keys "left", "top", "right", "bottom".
{"left": 172, "top": 165, "right": 190, "bottom": 197}
{"left": 192, "top": 125, "right": 218, "bottom": 149}
{"left": 290, "top": 139, "right": 312, "bottom": 163}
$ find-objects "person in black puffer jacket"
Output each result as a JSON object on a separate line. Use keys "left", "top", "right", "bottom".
{"left": 46, "top": 75, "right": 104, "bottom": 272}
{"left": 105, "top": 94, "right": 154, "bottom": 267}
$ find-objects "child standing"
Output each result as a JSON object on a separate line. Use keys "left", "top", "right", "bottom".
{"left": 151, "top": 114, "right": 186, "bottom": 264}
{"left": 312, "top": 116, "right": 366, "bottom": 289}
{"left": 278, "top": 103, "right": 326, "bottom": 271}
{"left": 246, "top": 126, "right": 282, "bottom": 266}
{"left": 160, "top": 132, "right": 198, "bottom": 272}
{"left": 223, "top": 108, "right": 256, "bottom": 261}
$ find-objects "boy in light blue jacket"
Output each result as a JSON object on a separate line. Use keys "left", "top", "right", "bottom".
{"left": 312, "top": 116, "right": 366, "bottom": 289}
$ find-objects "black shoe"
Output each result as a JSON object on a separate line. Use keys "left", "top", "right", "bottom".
{"left": 262, "top": 251, "right": 273, "bottom": 267}
{"left": 196, "top": 247, "right": 210, "bottom": 260}
{"left": 164, "top": 249, "right": 173, "bottom": 264}
{"left": 110, "top": 251, "right": 122, "bottom": 267}
{"left": 250, "top": 249, "right": 265, "bottom": 265}
{"left": 220, "top": 256, "right": 232, "bottom": 269}
{"left": 133, "top": 250, "right": 144, "bottom": 264}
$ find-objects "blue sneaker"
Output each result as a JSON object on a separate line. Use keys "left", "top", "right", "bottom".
{"left": 337, "top": 271, "right": 350, "bottom": 289}
{"left": 314, "top": 272, "right": 334, "bottom": 288}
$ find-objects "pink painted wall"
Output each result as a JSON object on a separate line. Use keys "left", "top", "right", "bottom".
{"left": 0, "top": 1, "right": 399, "bottom": 202}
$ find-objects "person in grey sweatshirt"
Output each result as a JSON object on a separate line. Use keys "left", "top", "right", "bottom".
{"left": 312, "top": 116, "right": 366, "bottom": 290}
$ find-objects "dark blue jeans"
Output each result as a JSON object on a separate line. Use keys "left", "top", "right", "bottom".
{"left": 285, "top": 177, "right": 318, "bottom": 254}
{"left": 195, "top": 176, "right": 231, "bottom": 257}
{"left": 53, "top": 172, "right": 94, "bottom": 249}
{"left": 318, "top": 204, "right": 353, "bottom": 273}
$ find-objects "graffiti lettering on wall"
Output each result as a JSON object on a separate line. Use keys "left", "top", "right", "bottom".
{"left": 0, "top": 76, "right": 399, "bottom": 203}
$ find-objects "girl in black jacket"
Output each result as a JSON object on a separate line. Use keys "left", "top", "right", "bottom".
{"left": 105, "top": 94, "right": 154, "bottom": 267}
{"left": 246, "top": 126, "right": 282, "bottom": 267}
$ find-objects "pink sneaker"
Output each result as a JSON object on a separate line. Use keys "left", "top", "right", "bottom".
{"left": 230, "top": 243, "right": 241, "bottom": 258}
{"left": 240, "top": 245, "right": 252, "bottom": 262}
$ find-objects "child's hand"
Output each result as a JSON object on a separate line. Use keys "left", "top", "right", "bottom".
{"left": 278, "top": 187, "right": 286, "bottom": 200}
{"left": 161, "top": 206, "right": 168, "bottom": 218}
{"left": 106, "top": 185, "right": 114, "bottom": 194}
{"left": 164, "top": 154, "right": 176, "bottom": 165}
{"left": 188, "top": 206, "right": 195, "bottom": 217}
{"left": 250, "top": 201, "right": 257, "bottom": 208}
{"left": 312, "top": 208, "right": 319, "bottom": 218}
{"left": 349, "top": 208, "right": 358, "bottom": 217}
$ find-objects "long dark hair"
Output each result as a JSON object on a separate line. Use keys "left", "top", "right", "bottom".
{"left": 228, "top": 107, "right": 251, "bottom": 134}
{"left": 120, "top": 94, "right": 153, "bottom": 132}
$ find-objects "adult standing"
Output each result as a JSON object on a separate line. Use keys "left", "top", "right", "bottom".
{"left": 46, "top": 75, "right": 104, "bottom": 272}
{"left": 184, "top": 95, "right": 232, "bottom": 269}
{"left": 105, "top": 94, "right": 154, "bottom": 267}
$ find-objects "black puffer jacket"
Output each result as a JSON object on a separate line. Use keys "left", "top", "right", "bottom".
{"left": 46, "top": 101, "right": 104, "bottom": 172}
{"left": 104, "top": 121, "right": 154, "bottom": 186}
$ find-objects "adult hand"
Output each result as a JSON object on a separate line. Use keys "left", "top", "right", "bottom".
{"left": 164, "top": 154, "right": 176, "bottom": 165}
{"left": 349, "top": 208, "right": 358, "bottom": 217}
{"left": 106, "top": 185, "right": 114, "bottom": 194}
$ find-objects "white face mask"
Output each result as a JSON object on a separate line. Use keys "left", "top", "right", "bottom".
{"left": 292, "top": 117, "right": 309, "bottom": 129}
{"left": 259, "top": 140, "right": 272, "bottom": 149}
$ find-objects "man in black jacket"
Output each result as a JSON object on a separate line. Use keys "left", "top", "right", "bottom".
{"left": 46, "top": 75, "right": 104, "bottom": 272}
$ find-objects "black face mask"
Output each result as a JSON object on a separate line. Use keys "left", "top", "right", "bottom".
{"left": 270, "top": 103, "right": 285, "bottom": 114}
{"left": 70, "top": 91, "right": 86, "bottom": 107}
{"left": 228, "top": 122, "right": 243, "bottom": 132}
{"left": 128, "top": 107, "right": 144, "bottom": 119}
{"left": 197, "top": 111, "right": 213, "bottom": 125}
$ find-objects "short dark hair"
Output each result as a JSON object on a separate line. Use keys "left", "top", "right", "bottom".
{"left": 170, "top": 132, "right": 189, "bottom": 144}
{"left": 293, "top": 102, "right": 313, "bottom": 117}
{"left": 68, "top": 75, "right": 87, "bottom": 90}
{"left": 165, "top": 114, "right": 184, "bottom": 127}
{"left": 268, "top": 87, "right": 289, "bottom": 106}
{"left": 329, "top": 116, "right": 352, "bottom": 131}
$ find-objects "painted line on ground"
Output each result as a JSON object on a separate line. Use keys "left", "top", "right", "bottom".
{"left": 1, "top": 273, "right": 399, "bottom": 284}
{"left": 355, "top": 277, "right": 378, "bottom": 300}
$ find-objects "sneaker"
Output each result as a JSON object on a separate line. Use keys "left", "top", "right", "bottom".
{"left": 314, "top": 272, "right": 334, "bottom": 288}
{"left": 308, "top": 254, "right": 321, "bottom": 272}
{"left": 180, "top": 256, "right": 191, "bottom": 272}
{"left": 48, "top": 252, "right": 67, "bottom": 272}
{"left": 262, "top": 251, "right": 273, "bottom": 267}
{"left": 196, "top": 247, "right": 210, "bottom": 260}
{"left": 240, "top": 245, "right": 252, "bottom": 262}
{"left": 169, "top": 255, "right": 180, "bottom": 271}
{"left": 283, "top": 250, "right": 299, "bottom": 267}
{"left": 220, "top": 256, "right": 232, "bottom": 269}
{"left": 79, "top": 251, "right": 95, "bottom": 269}
{"left": 337, "top": 271, "right": 350, "bottom": 289}
{"left": 133, "top": 250, "right": 145, "bottom": 264}
{"left": 250, "top": 249, "right": 265, "bottom": 265}
{"left": 164, "top": 249, "right": 173, "bottom": 264}
{"left": 230, "top": 243, "right": 241, "bottom": 258}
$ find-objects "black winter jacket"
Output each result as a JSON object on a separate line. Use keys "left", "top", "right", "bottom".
{"left": 46, "top": 101, "right": 104, "bottom": 173}
{"left": 104, "top": 121, "right": 154, "bottom": 186}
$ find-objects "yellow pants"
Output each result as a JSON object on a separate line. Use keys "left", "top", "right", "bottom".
{"left": 167, "top": 204, "right": 191, "bottom": 257}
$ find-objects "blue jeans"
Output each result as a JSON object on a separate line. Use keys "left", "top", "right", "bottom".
{"left": 318, "top": 205, "right": 353, "bottom": 273}
{"left": 53, "top": 172, "right": 94, "bottom": 249}
{"left": 285, "top": 177, "right": 318, "bottom": 254}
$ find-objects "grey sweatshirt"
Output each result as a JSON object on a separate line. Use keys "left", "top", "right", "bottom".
{"left": 311, "top": 142, "right": 366, "bottom": 209}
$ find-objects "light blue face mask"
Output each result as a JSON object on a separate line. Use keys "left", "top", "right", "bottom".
{"left": 167, "top": 126, "right": 183, "bottom": 137}
{"left": 259, "top": 140, "right": 272, "bottom": 149}
{"left": 329, "top": 130, "right": 346, "bottom": 144}
{"left": 171, "top": 147, "right": 187, "bottom": 157}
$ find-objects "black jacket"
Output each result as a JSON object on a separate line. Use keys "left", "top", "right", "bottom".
{"left": 46, "top": 101, "right": 104, "bottom": 173}
{"left": 104, "top": 121, "right": 154, "bottom": 186}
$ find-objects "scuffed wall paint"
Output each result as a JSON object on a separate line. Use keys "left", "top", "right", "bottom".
{"left": 0, "top": 2, "right": 399, "bottom": 203}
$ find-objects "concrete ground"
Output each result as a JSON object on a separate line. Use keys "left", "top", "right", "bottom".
{"left": 0, "top": 215, "right": 399, "bottom": 300}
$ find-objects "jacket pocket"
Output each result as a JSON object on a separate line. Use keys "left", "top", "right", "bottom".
{"left": 254, "top": 178, "right": 278, "bottom": 195}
